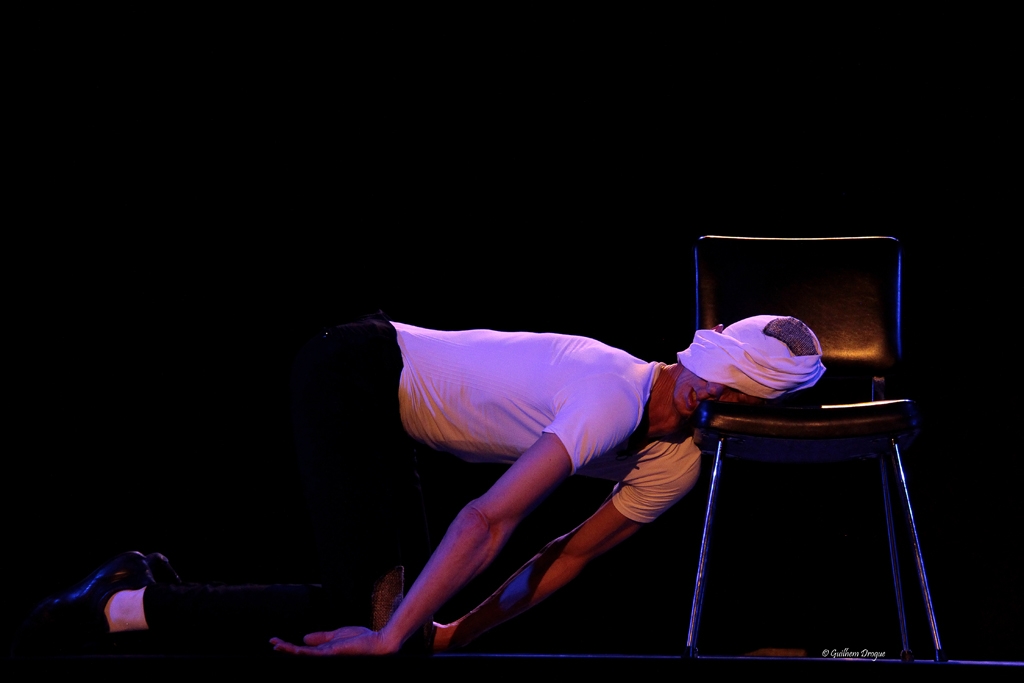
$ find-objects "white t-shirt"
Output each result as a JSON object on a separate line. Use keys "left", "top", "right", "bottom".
{"left": 392, "top": 322, "right": 701, "bottom": 523}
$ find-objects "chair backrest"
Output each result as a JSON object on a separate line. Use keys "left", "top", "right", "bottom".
{"left": 694, "top": 235, "right": 904, "bottom": 401}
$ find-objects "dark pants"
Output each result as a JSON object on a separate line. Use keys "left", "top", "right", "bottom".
{"left": 144, "top": 312, "right": 432, "bottom": 647}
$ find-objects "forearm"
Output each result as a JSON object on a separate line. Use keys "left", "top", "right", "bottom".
{"left": 433, "top": 498, "right": 644, "bottom": 652}
{"left": 435, "top": 533, "right": 584, "bottom": 651}
{"left": 270, "top": 506, "right": 516, "bottom": 658}
{"left": 378, "top": 502, "right": 513, "bottom": 652}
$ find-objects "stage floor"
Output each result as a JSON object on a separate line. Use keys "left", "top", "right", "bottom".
{"left": 4, "top": 653, "right": 1023, "bottom": 680}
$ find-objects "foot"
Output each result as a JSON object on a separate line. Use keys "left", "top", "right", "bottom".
{"left": 10, "top": 550, "right": 177, "bottom": 657}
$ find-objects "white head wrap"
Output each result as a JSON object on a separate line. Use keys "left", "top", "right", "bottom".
{"left": 676, "top": 315, "right": 826, "bottom": 399}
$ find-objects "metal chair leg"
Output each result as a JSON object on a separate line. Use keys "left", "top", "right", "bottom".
{"left": 880, "top": 456, "right": 914, "bottom": 661}
{"left": 686, "top": 438, "right": 725, "bottom": 659}
{"left": 889, "top": 440, "right": 947, "bottom": 662}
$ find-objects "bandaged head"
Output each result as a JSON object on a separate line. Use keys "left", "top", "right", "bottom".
{"left": 676, "top": 315, "right": 826, "bottom": 399}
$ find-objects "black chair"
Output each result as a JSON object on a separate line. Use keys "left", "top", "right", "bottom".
{"left": 684, "top": 235, "right": 945, "bottom": 662}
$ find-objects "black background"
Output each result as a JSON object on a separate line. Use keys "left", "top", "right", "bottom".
{"left": 4, "top": 8, "right": 1019, "bottom": 663}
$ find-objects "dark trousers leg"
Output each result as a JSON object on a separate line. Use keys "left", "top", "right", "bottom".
{"left": 288, "top": 312, "right": 432, "bottom": 627}
{"left": 143, "top": 582, "right": 330, "bottom": 652}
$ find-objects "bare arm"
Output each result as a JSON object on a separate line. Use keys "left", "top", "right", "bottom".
{"left": 432, "top": 495, "right": 645, "bottom": 652}
{"left": 271, "top": 432, "right": 573, "bottom": 656}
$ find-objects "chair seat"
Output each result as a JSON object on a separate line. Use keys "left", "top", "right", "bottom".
{"left": 692, "top": 399, "right": 921, "bottom": 463}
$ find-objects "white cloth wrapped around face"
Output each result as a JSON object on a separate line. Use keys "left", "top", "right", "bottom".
{"left": 676, "top": 315, "right": 826, "bottom": 400}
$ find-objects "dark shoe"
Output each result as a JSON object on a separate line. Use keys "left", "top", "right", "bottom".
{"left": 11, "top": 551, "right": 168, "bottom": 657}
